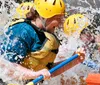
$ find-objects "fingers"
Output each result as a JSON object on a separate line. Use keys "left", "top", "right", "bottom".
{"left": 21, "top": 69, "right": 51, "bottom": 80}
{"left": 42, "top": 69, "right": 51, "bottom": 80}
{"left": 36, "top": 69, "right": 51, "bottom": 80}
{"left": 75, "top": 48, "right": 85, "bottom": 62}
{"left": 76, "top": 48, "right": 85, "bottom": 53}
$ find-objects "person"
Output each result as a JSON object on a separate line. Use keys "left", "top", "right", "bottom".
{"left": 63, "top": 13, "right": 100, "bottom": 70}
{"left": 63, "top": 13, "right": 100, "bottom": 51}
{"left": 0, "top": 0, "right": 85, "bottom": 83}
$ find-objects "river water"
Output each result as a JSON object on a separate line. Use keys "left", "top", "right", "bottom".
{"left": 0, "top": 0, "right": 100, "bottom": 85}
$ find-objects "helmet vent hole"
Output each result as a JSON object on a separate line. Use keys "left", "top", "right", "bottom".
{"left": 45, "top": 0, "right": 47, "bottom": 2}
{"left": 27, "top": 6, "right": 30, "bottom": 10}
{"left": 79, "top": 17, "right": 81, "bottom": 18}
{"left": 60, "top": 1, "right": 62, "bottom": 7}
{"left": 21, "top": 5, "right": 23, "bottom": 8}
{"left": 38, "top": 3, "right": 40, "bottom": 5}
{"left": 74, "top": 18, "right": 76, "bottom": 24}
{"left": 67, "top": 20, "right": 69, "bottom": 25}
{"left": 53, "top": 0, "right": 56, "bottom": 5}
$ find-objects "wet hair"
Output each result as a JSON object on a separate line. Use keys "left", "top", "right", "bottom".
{"left": 93, "top": 13, "right": 100, "bottom": 27}
{"left": 26, "top": 7, "right": 39, "bottom": 20}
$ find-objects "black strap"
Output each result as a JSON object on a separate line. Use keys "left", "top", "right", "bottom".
{"left": 24, "top": 19, "right": 46, "bottom": 43}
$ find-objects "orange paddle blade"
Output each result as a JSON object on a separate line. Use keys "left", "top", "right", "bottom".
{"left": 86, "top": 73, "right": 100, "bottom": 85}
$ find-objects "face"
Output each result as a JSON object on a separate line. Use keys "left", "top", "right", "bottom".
{"left": 80, "top": 32, "right": 94, "bottom": 44}
{"left": 45, "top": 14, "right": 64, "bottom": 33}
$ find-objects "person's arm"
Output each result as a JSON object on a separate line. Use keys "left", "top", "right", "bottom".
{"left": 51, "top": 48, "right": 85, "bottom": 77}
{"left": 8, "top": 63, "right": 51, "bottom": 80}
{"left": 0, "top": 24, "right": 51, "bottom": 81}
{"left": 0, "top": 58, "right": 50, "bottom": 80}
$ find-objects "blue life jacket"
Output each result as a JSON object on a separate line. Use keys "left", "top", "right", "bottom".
{"left": 0, "top": 19, "right": 60, "bottom": 71}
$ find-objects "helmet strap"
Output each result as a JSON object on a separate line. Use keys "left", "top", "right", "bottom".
{"left": 40, "top": 16, "right": 47, "bottom": 28}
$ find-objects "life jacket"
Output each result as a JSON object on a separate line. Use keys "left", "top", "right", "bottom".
{"left": 10, "top": 19, "right": 60, "bottom": 71}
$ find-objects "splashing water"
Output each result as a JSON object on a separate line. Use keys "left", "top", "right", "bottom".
{"left": 0, "top": 0, "right": 25, "bottom": 84}
{"left": 0, "top": 0, "right": 100, "bottom": 85}
{"left": 45, "top": 0, "right": 100, "bottom": 85}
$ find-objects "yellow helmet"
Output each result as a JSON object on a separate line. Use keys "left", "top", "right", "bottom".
{"left": 34, "top": 0, "right": 65, "bottom": 18}
{"left": 64, "top": 14, "right": 90, "bottom": 36}
{"left": 15, "top": 2, "right": 34, "bottom": 18}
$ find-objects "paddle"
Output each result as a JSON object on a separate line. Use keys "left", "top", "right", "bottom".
{"left": 26, "top": 54, "right": 79, "bottom": 85}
